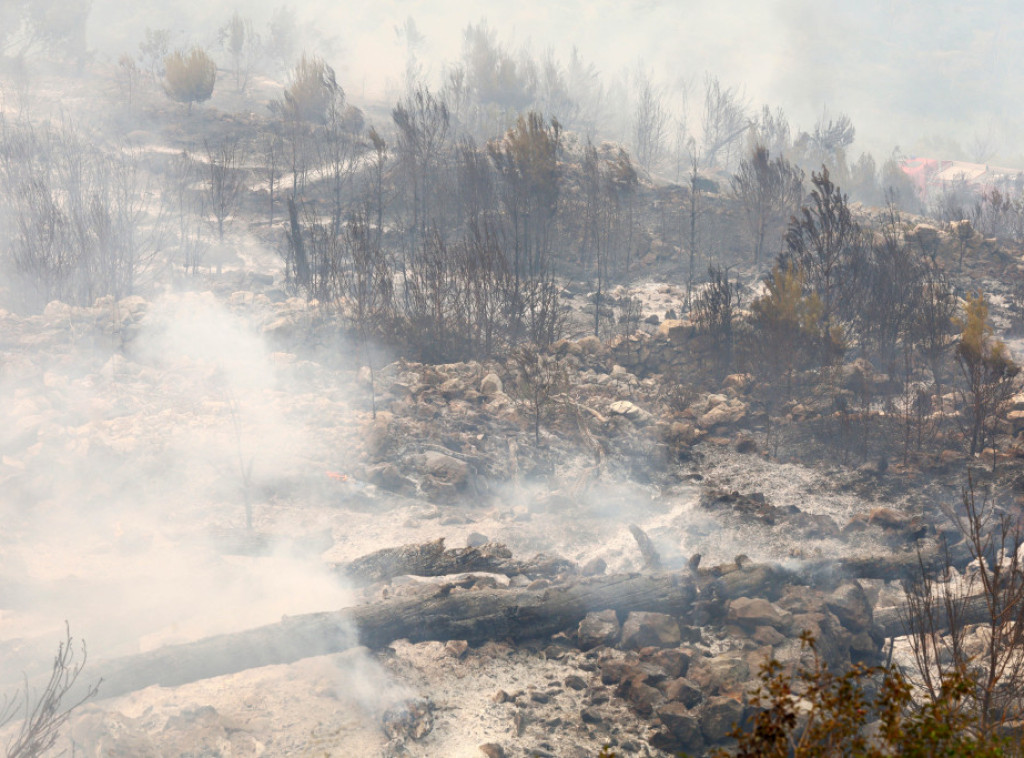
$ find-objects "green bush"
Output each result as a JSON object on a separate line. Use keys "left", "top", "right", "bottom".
{"left": 719, "top": 632, "right": 1007, "bottom": 758}
{"left": 597, "top": 631, "right": 1008, "bottom": 758}
{"left": 163, "top": 47, "right": 216, "bottom": 111}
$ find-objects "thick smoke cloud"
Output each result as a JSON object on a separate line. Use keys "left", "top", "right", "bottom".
{"left": 86, "top": 0, "right": 1024, "bottom": 163}
{"left": 0, "top": 294, "right": 353, "bottom": 682}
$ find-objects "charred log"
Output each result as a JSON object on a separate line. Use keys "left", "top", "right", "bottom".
{"left": 335, "top": 538, "right": 575, "bottom": 585}
{"left": 83, "top": 571, "right": 697, "bottom": 701}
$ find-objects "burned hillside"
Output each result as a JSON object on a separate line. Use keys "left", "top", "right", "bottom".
{"left": 3, "top": 3, "right": 1024, "bottom": 757}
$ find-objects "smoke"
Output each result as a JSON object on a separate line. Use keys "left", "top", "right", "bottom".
{"left": 79, "top": 0, "right": 1024, "bottom": 164}
{"left": 0, "top": 292, "right": 356, "bottom": 685}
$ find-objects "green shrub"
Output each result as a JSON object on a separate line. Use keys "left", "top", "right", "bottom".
{"left": 163, "top": 47, "right": 216, "bottom": 111}
{"left": 718, "top": 631, "right": 1007, "bottom": 758}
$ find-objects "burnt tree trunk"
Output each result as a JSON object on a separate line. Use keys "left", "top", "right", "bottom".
{"left": 336, "top": 539, "right": 575, "bottom": 586}
{"left": 82, "top": 572, "right": 697, "bottom": 702}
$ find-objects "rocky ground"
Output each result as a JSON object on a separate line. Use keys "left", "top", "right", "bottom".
{"left": 0, "top": 272, "right": 987, "bottom": 757}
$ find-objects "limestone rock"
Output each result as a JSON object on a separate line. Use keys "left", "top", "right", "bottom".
{"left": 480, "top": 373, "right": 503, "bottom": 395}
{"left": 608, "top": 400, "right": 651, "bottom": 422}
{"left": 699, "top": 399, "right": 748, "bottom": 429}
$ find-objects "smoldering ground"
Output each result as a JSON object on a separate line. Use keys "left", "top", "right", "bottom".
{"left": 0, "top": 293, "right": 363, "bottom": 685}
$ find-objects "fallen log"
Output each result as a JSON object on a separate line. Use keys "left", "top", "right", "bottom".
{"left": 794, "top": 550, "right": 945, "bottom": 586}
{"left": 335, "top": 538, "right": 576, "bottom": 585}
{"left": 874, "top": 593, "right": 995, "bottom": 640}
{"left": 83, "top": 571, "right": 697, "bottom": 702}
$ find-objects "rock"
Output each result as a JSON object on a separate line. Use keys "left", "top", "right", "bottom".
{"left": 734, "top": 435, "right": 758, "bottom": 454}
{"left": 826, "top": 581, "right": 873, "bottom": 633}
{"left": 438, "top": 377, "right": 465, "bottom": 398}
{"left": 667, "top": 421, "right": 697, "bottom": 445}
{"left": 620, "top": 677, "right": 663, "bottom": 716}
{"left": 599, "top": 657, "right": 634, "bottom": 685}
{"left": 564, "top": 675, "right": 587, "bottom": 691}
{"left": 688, "top": 652, "right": 750, "bottom": 695}
{"left": 364, "top": 462, "right": 416, "bottom": 494}
{"left": 849, "top": 631, "right": 881, "bottom": 663}
{"left": 608, "top": 400, "right": 650, "bottom": 422}
{"left": 723, "top": 373, "right": 753, "bottom": 391}
{"left": 579, "top": 707, "right": 603, "bottom": 724}
{"left": 466, "top": 532, "right": 489, "bottom": 548}
{"left": 789, "top": 512, "right": 842, "bottom": 539}
{"left": 909, "top": 223, "right": 940, "bottom": 249}
{"left": 480, "top": 373, "right": 503, "bottom": 395}
{"left": 657, "top": 319, "right": 692, "bottom": 345}
{"left": 479, "top": 743, "right": 506, "bottom": 758}
{"left": 445, "top": 640, "right": 469, "bottom": 659}
{"left": 727, "top": 597, "right": 788, "bottom": 630}
{"left": 867, "top": 507, "right": 911, "bottom": 531}
{"left": 701, "top": 696, "right": 745, "bottom": 743}
{"left": 752, "top": 625, "right": 786, "bottom": 646}
{"left": 655, "top": 703, "right": 704, "bottom": 753}
{"left": 661, "top": 677, "right": 702, "bottom": 708}
{"left": 581, "top": 557, "right": 607, "bottom": 576}
{"left": 699, "top": 399, "right": 748, "bottom": 429}
{"left": 382, "top": 698, "right": 434, "bottom": 741}
{"left": 647, "top": 648, "right": 690, "bottom": 678}
{"left": 1008, "top": 409, "right": 1024, "bottom": 435}
{"left": 621, "top": 612, "right": 681, "bottom": 649}
{"left": 939, "top": 448, "right": 964, "bottom": 465}
{"left": 788, "top": 611, "right": 850, "bottom": 669}
{"left": 421, "top": 451, "right": 469, "bottom": 487}
{"left": 365, "top": 411, "right": 395, "bottom": 459}
{"left": 578, "top": 610, "right": 621, "bottom": 650}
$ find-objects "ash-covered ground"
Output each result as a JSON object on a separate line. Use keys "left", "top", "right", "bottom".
{"left": 0, "top": 279, "right": 947, "bottom": 757}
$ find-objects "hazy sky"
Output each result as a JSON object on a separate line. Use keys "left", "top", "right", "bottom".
{"left": 87, "top": 0, "right": 1024, "bottom": 163}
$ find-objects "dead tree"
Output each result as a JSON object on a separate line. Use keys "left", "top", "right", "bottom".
{"left": 79, "top": 572, "right": 698, "bottom": 702}
{"left": 2, "top": 623, "right": 100, "bottom": 758}
{"left": 204, "top": 139, "right": 248, "bottom": 243}
{"left": 731, "top": 145, "right": 804, "bottom": 265}
{"left": 899, "top": 475, "right": 1024, "bottom": 741}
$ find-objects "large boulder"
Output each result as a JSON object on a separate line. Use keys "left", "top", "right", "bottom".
{"left": 364, "top": 462, "right": 416, "bottom": 494}
{"left": 727, "top": 597, "right": 789, "bottom": 630}
{"left": 480, "top": 373, "right": 503, "bottom": 395}
{"left": 621, "top": 612, "right": 682, "bottom": 649}
{"left": 699, "top": 399, "right": 748, "bottom": 429}
{"left": 420, "top": 451, "right": 469, "bottom": 487}
{"left": 657, "top": 319, "right": 693, "bottom": 345}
